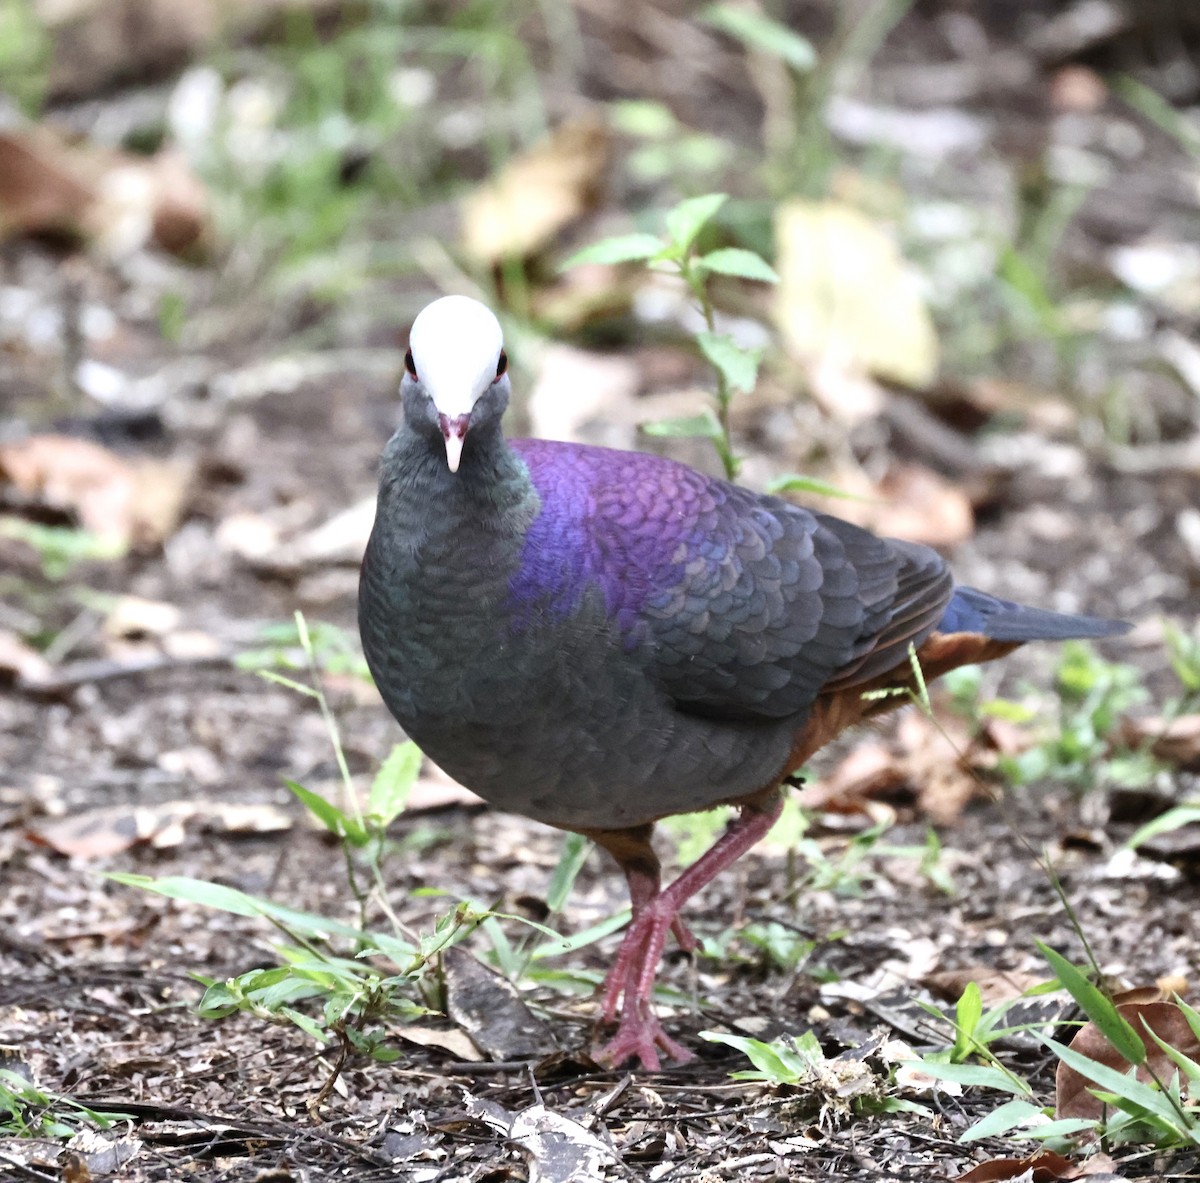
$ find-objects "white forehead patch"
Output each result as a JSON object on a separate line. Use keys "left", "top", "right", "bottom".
{"left": 408, "top": 295, "right": 504, "bottom": 418}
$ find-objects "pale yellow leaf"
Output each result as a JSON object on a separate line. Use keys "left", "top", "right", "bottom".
{"left": 774, "top": 199, "right": 938, "bottom": 388}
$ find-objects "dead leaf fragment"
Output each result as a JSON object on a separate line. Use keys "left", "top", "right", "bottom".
{"left": 1119, "top": 714, "right": 1200, "bottom": 771}
{"left": 0, "top": 434, "right": 191, "bottom": 549}
{"left": 775, "top": 198, "right": 939, "bottom": 389}
{"left": 0, "top": 630, "right": 53, "bottom": 687}
{"left": 462, "top": 115, "right": 612, "bottom": 263}
{"left": 0, "top": 127, "right": 209, "bottom": 257}
{"left": 27, "top": 799, "right": 292, "bottom": 857}
{"left": 444, "top": 946, "right": 556, "bottom": 1061}
{"left": 104, "top": 595, "right": 183, "bottom": 640}
{"left": 393, "top": 1024, "right": 483, "bottom": 1062}
{"left": 28, "top": 803, "right": 195, "bottom": 858}
{"left": 0, "top": 127, "right": 93, "bottom": 239}
{"left": 956, "top": 1149, "right": 1080, "bottom": 1182}
{"left": 1056, "top": 998, "right": 1200, "bottom": 1122}
{"left": 463, "top": 1094, "right": 620, "bottom": 1183}
{"left": 802, "top": 708, "right": 981, "bottom": 824}
{"left": 926, "top": 967, "right": 1046, "bottom": 1009}
{"left": 797, "top": 462, "right": 974, "bottom": 548}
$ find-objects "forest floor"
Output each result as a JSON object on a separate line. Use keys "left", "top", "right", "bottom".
{"left": 2, "top": 2, "right": 1200, "bottom": 1180}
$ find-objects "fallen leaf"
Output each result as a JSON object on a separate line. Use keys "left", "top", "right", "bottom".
{"left": 27, "top": 799, "right": 292, "bottom": 857}
{"left": 798, "top": 742, "right": 903, "bottom": 813}
{"left": 872, "top": 465, "right": 974, "bottom": 547}
{"left": 526, "top": 344, "right": 641, "bottom": 444}
{"left": 956, "top": 1149, "right": 1079, "bottom": 1182}
{"left": 462, "top": 115, "right": 612, "bottom": 264}
{"left": 895, "top": 710, "right": 979, "bottom": 823}
{"left": 774, "top": 198, "right": 939, "bottom": 389}
{"left": 1056, "top": 998, "right": 1200, "bottom": 1121}
{"left": 0, "top": 127, "right": 93, "bottom": 240}
{"left": 392, "top": 1024, "right": 482, "bottom": 1062}
{"left": 927, "top": 967, "right": 1046, "bottom": 1009}
{"left": 0, "top": 435, "right": 191, "bottom": 550}
{"left": 405, "top": 775, "right": 484, "bottom": 813}
{"left": 464, "top": 1094, "right": 621, "bottom": 1182}
{"left": 444, "top": 946, "right": 556, "bottom": 1061}
{"left": 795, "top": 462, "right": 974, "bottom": 548}
{"left": 0, "top": 127, "right": 209, "bottom": 257}
{"left": 104, "top": 596, "right": 183, "bottom": 641}
{"left": 1119, "top": 715, "right": 1200, "bottom": 771}
{"left": 28, "top": 803, "right": 196, "bottom": 858}
{"left": 0, "top": 630, "right": 53, "bottom": 687}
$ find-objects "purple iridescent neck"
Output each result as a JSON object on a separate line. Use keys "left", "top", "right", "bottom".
{"left": 506, "top": 440, "right": 722, "bottom": 640}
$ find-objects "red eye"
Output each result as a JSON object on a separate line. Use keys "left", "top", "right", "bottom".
{"left": 404, "top": 349, "right": 418, "bottom": 380}
{"left": 494, "top": 351, "right": 508, "bottom": 380}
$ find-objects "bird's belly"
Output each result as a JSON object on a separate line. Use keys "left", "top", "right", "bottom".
{"left": 364, "top": 613, "right": 795, "bottom": 831}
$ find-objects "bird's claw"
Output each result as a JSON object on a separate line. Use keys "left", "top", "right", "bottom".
{"left": 595, "top": 1004, "right": 694, "bottom": 1070}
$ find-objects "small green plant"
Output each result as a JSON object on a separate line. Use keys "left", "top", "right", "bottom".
{"left": 236, "top": 616, "right": 372, "bottom": 681}
{"left": 945, "top": 629, "right": 1200, "bottom": 803}
{"left": 0, "top": 1069, "right": 132, "bottom": 1138}
{"left": 906, "top": 946, "right": 1200, "bottom": 1150}
{"left": 700, "top": 1028, "right": 927, "bottom": 1118}
{"left": 948, "top": 642, "right": 1150, "bottom": 791}
{"left": 0, "top": 518, "right": 125, "bottom": 580}
{"left": 0, "top": 0, "right": 50, "bottom": 116}
{"left": 113, "top": 870, "right": 488, "bottom": 1107}
{"left": 246, "top": 613, "right": 412, "bottom": 929}
{"left": 564, "top": 192, "right": 777, "bottom": 479}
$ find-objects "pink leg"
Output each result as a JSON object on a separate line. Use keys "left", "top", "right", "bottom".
{"left": 592, "top": 792, "right": 785, "bottom": 1070}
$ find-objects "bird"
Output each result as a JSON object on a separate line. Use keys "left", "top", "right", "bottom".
{"left": 358, "top": 294, "right": 1130, "bottom": 1071}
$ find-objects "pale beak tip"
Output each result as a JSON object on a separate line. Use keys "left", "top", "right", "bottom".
{"left": 444, "top": 432, "right": 465, "bottom": 473}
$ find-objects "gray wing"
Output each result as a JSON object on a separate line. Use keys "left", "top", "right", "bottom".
{"left": 640, "top": 483, "right": 954, "bottom": 721}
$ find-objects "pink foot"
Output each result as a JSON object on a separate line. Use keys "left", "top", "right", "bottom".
{"left": 595, "top": 1000, "right": 694, "bottom": 1070}
{"left": 591, "top": 794, "right": 786, "bottom": 1071}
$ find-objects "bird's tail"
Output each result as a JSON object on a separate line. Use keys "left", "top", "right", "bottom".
{"left": 938, "top": 586, "right": 1131, "bottom": 643}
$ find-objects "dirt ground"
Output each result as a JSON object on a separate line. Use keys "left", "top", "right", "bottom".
{"left": 2, "top": 2, "right": 1200, "bottom": 1180}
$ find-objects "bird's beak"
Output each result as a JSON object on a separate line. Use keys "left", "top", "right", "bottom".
{"left": 438, "top": 412, "right": 470, "bottom": 473}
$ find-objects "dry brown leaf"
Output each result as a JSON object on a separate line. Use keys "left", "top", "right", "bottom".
{"left": 461, "top": 115, "right": 612, "bottom": 263}
{"left": 872, "top": 465, "right": 974, "bottom": 547}
{"left": 104, "top": 596, "right": 183, "bottom": 641}
{"left": 775, "top": 198, "right": 938, "bottom": 389}
{"left": 1056, "top": 999, "right": 1200, "bottom": 1121}
{"left": 0, "top": 434, "right": 191, "bottom": 549}
{"left": 444, "top": 946, "right": 555, "bottom": 1061}
{"left": 895, "top": 710, "right": 979, "bottom": 823}
{"left": 801, "top": 463, "right": 974, "bottom": 548}
{"left": 392, "top": 1024, "right": 482, "bottom": 1062}
{"left": 0, "top": 127, "right": 209, "bottom": 256}
{"left": 962, "top": 377, "right": 1079, "bottom": 435}
{"left": 0, "top": 630, "right": 53, "bottom": 687}
{"left": 956, "top": 1149, "right": 1080, "bottom": 1182}
{"left": 527, "top": 344, "right": 641, "bottom": 443}
{"left": 0, "top": 127, "right": 93, "bottom": 239}
{"left": 801, "top": 709, "right": 982, "bottom": 823}
{"left": 27, "top": 799, "right": 292, "bottom": 857}
{"left": 1119, "top": 714, "right": 1200, "bottom": 771}
{"left": 28, "top": 803, "right": 195, "bottom": 858}
{"left": 927, "top": 967, "right": 1046, "bottom": 1008}
{"left": 797, "top": 742, "right": 904, "bottom": 814}
{"left": 405, "top": 776, "right": 483, "bottom": 813}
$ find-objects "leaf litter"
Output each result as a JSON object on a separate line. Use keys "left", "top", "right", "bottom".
{"left": 2, "top": 2, "right": 1200, "bottom": 1181}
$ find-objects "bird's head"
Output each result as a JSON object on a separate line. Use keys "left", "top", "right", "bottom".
{"left": 403, "top": 295, "right": 510, "bottom": 473}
